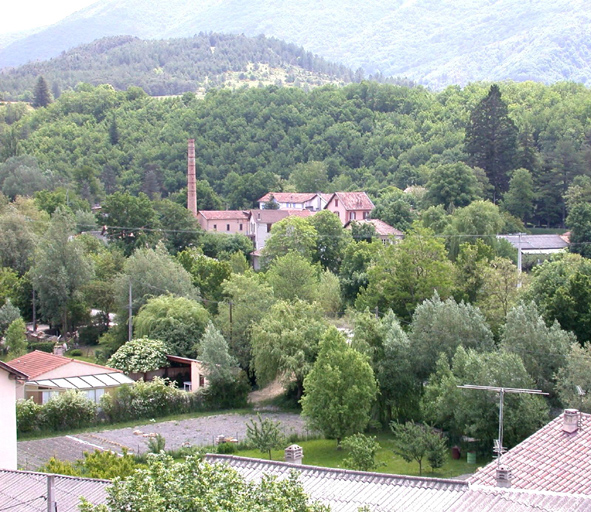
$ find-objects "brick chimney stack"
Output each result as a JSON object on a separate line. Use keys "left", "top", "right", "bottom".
{"left": 187, "top": 139, "right": 197, "bottom": 217}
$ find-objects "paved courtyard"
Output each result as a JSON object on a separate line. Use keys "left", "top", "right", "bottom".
{"left": 18, "top": 411, "right": 308, "bottom": 471}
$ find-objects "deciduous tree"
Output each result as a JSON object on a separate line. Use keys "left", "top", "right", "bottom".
{"left": 251, "top": 300, "right": 327, "bottom": 398}
{"left": 79, "top": 453, "right": 329, "bottom": 512}
{"left": 423, "top": 347, "right": 548, "bottom": 450}
{"left": 301, "top": 327, "right": 377, "bottom": 447}
{"left": 134, "top": 295, "right": 209, "bottom": 358}
{"left": 501, "top": 302, "right": 573, "bottom": 395}
{"left": 409, "top": 293, "right": 494, "bottom": 382}
{"left": 31, "top": 208, "right": 93, "bottom": 332}
{"left": 390, "top": 422, "right": 447, "bottom": 475}
{"left": 246, "top": 413, "right": 285, "bottom": 460}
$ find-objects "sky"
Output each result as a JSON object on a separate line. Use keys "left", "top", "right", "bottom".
{"left": 0, "top": 0, "right": 98, "bottom": 35}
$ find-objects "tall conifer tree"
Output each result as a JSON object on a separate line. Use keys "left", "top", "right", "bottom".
{"left": 32, "top": 76, "right": 52, "bottom": 108}
{"left": 465, "top": 85, "right": 517, "bottom": 203}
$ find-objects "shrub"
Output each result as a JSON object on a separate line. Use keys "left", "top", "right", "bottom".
{"left": 78, "top": 324, "right": 107, "bottom": 345}
{"left": 100, "top": 378, "right": 202, "bottom": 423}
{"left": 342, "top": 433, "right": 380, "bottom": 471}
{"left": 107, "top": 338, "right": 168, "bottom": 373}
{"left": 40, "top": 450, "right": 138, "bottom": 479}
{"left": 67, "top": 349, "right": 83, "bottom": 356}
{"left": 16, "top": 398, "right": 43, "bottom": 433}
{"left": 147, "top": 434, "right": 166, "bottom": 453}
{"left": 27, "top": 341, "right": 55, "bottom": 353}
{"left": 202, "top": 370, "right": 251, "bottom": 410}
{"left": 41, "top": 390, "right": 97, "bottom": 431}
{"left": 216, "top": 442, "right": 237, "bottom": 454}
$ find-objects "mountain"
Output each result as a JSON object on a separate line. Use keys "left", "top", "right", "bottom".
{"left": 1, "top": 0, "right": 591, "bottom": 88}
{"left": 0, "top": 34, "right": 360, "bottom": 98}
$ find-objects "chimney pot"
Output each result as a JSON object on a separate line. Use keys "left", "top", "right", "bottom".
{"left": 285, "top": 444, "right": 303, "bottom": 465}
{"left": 496, "top": 465, "right": 512, "bottom": 488}
{"left": 563, "top": 409, "right": 579, "bottom": 433}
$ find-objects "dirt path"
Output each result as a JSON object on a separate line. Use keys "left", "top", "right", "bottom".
{"left": 18, "top": 411, "right": 308, "bottom": 471}
{"left": 248, "top": 378, "right": 286, "bottom": 407}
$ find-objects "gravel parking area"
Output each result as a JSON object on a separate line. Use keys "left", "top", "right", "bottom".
{"left": 18, "top": 412, "right": 308, "bottom": 471}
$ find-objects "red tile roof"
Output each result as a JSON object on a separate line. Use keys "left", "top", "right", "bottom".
{"left": 198, "top": 210, "right": 250, "bottom": 221}
{"left": 6, "top": 351, "right": 120, "bottom": 380}
{"left": 327, "top": 192, "right": 374, "bottom": 211}
{"left": 257, "top": 192, "right": 319, "bottom": 204}
{"left": 345, "top": 218, "right": 404, "bottom": 237}
{"left": 0, "top": 360, "right": 28, "bottom": 379}
{"left": 469, "top": 410, "right": 591, "bottom": 495}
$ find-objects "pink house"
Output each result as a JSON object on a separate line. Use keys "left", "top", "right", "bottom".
{"left": 324, "top": 192, "right": 375, "bottom": 225}
{"left": 197, "top": 211, "right": 250, "bottom": 235}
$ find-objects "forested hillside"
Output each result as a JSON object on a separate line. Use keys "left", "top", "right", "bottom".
{"left": 0, "top": 34, "right": 359, "bottom": 99}
{"left": 2, "top": 0, "right": 591, "bottom": 88}
{"left": 1, "top": 80, "right": 590, "bottom": 228}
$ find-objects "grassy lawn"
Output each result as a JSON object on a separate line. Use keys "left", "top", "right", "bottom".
{"left": 236, "top": 434, "right": 488, "bottom": 478}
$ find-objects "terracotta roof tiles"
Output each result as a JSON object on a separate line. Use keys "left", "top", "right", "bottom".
{"left": 258, "top": 192, "right": 319, "bottom": 204}
{"left": 6, "top": 350, "right": 120, "bottom": 380}
{"left": 328, "top": 192, "right": 374, "bottom": 211}
{"left": 198, "top": 210, "right": 250, "bottom": 221}
{"left": 469, "top": 411, "right": 591, "bottom": 495}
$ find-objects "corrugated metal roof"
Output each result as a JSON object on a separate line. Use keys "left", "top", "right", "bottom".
{"left": 207, "top": 455, "right": 591, "bottom": 511}
{"left": 206, "top": 455, "right": 466, "bottom": 512}
{"left": 469, "top": 411, "right": 591, "bottom": 495}
{"left": 0, "top": 470, "right": 109, "bottom": 512}
{"left": 499, "top": 234, "right": 569, "bottom": 251}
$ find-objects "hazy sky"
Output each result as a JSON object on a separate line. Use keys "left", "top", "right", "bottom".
{"left": 0, "top": 0, "right": 98, "bottom": 35}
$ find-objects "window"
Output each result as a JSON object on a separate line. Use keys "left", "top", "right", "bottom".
{"left": 363, "top": 211, "right": 369, "bottom": 219}
{"left": 86, "top": 388, "right": 105, "bottom": 403}
{"left": 335, "top": 199, "right": 339, "bottom": 207}
{"left": 213, "top": 224, "right": 217, "bottom": 231}
{"left": 226, "top": 224, "right": 230, "bottom": 231}
{"left": 350, "top": 211, "right": 356, "bottom": 220}
{"left": 199, "top": 374, "right": 205, "bottom": 388}
{"left": 42, "top": 390, "right": 59, "bottom": 404}
{"left": 239, "top": 224, "right": 243, "bottom": 231}
{"left": 267, "top": 223, "right": 272, "bottom": 233}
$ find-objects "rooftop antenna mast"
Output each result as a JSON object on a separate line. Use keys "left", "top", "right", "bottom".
{"left": 457, "top": 384, "right": 548, "bottom": 467}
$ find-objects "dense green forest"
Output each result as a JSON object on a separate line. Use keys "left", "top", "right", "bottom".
{"left": 2, "top": 79, "right": 591, "bottom": 227}
{"left": 2, "top": 0, "right": 591, "bottom": 89}
{"left": 4, "top": 79, "right": 591, "bottom": 454}
{"left": 0, "top": 34, "right": 360, "bottom": 99}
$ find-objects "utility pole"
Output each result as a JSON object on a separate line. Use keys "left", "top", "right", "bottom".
{"left": 229, "top": 300, "right": 233, "bottom": 345}
{"left": 457, "top": 384, "right": 548, "bottom": 466}
{"left": 128, "top": 280, "right": 133, "bottom": 341}
{"left": 47, "top": 474, "right": 56, "bottom": 512}
{"left": 32, "top": 288, "right": 37, "bottom": 332}
{"left": 517, "top": 232, "right": 523, "bottom": 287}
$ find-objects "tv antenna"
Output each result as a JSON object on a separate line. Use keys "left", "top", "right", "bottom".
{"left": 457, "top": 385, "right": 548, "bottom": 466}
